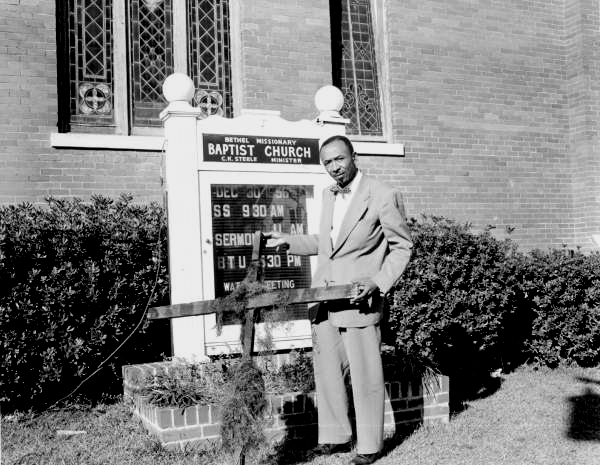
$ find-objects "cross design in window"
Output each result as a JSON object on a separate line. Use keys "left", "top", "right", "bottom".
{"left": 142, "top": 0, "right": 164, "bottom": 13}
{"left": 78, "top": 83, "right": 112, "bottom": 115}
{"left": 194, "top": 89, "right": 224, "bottom": 117}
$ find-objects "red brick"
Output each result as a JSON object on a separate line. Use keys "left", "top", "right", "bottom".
{"left": 424, "top": 392, "right": 450, "bottom": 406}
{"left": 209, "top": 405, "right": 222, "bottom": 424}
{"left": 197, "top": 405, "right": 210, "bottom": 424}
{"left": 173, "top": 409, "right": 185, "bottom": 428}
{"left": 424, "top": 404, "right": 450, "bottom": 418}
{"left": 387, "top": 382, "right": 400, "bottom": 400}
{"left": 156, "top": 408, "right": 173, "bottom": 429}
{"left": 184, "top": 406, "right": 198, "bottom": 426}
{"left": 158, "top": 426, "right": 204, "bottom": 444}
{"left": 202, "top": 424, "right": 221, "bottom": 438}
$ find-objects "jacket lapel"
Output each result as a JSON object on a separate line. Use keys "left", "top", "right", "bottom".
{"left": 321, "top": 188, "right": 335, "bottom": 256}
{"left": 331, "top": 176, "right": 370, "bottom": 257}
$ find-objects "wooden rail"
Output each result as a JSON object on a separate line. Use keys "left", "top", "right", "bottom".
{"left": 148, "top": 284, "right": 355, "bottom": 320}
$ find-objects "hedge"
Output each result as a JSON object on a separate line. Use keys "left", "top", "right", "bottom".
{"left": 521, "top": 249, "right": 600, "bottom": 368}
{"left": 2, "top": 201, "right": 599, "bottom": 412}
{"left": 387, "top": 216, "right": 532, "bottom": 386}
{"left": 0, "top": 195, "right": 170, "bottom": 411}
{"left": 388, "top": 216, "right": 600, "bottom": 382}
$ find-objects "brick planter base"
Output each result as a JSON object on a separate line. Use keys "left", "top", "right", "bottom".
{"left": 123, "top": 360, "right": 449, "bottom": 451}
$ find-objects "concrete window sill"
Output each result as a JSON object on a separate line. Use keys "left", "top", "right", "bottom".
{"left": 50, "top": 133, "right": 404, "bottom": 157}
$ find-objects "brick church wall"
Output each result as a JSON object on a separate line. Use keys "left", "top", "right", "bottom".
{"left": 238, "top": 0, "right": 332, "bottom": 121}
{"left": 566, "top": 0, "right": 600, "bottom": 249}
{"left": 239, "top": 0, "right": 600, "bottom": 249}
{"left": 2, "top": 0, "right": 600, "bottom": 249}
{"left": 0, "top": 0, "right": 163, "bottom": 205}
{"left": 359, "top": 0, "right": 574, "bottom": 249}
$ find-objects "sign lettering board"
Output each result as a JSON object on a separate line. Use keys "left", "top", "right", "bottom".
{"left": 202, "top": 133, "right": 320, "bottom": 165}
{"left": 211, "top": 183, "right": 313, "bottom": 321}
{"left": 198, "top": 170, "right": 330, "bottom": 354}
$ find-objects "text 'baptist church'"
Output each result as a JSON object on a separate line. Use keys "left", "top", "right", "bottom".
{"left": 202, "top": 133, "right": 320, "bottom": 165}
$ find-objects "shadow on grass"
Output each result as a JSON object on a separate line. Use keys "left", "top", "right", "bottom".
{"left": 377, "top": 422, "right": 421, "bottom": 462}
{"left": 575, "top": 376, "right": 600, "bottom": 387}
{"left": 449, "top": 371, "right": 504, "bottom": 415}
{"left": 265, "top": 418, "right": 420, "bottom": 465}
{"left": 566, "top": 376, "right": 600, "bottom": 441}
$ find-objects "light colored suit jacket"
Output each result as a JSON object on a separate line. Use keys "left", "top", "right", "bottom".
{"left": 287, "top": 174, "right": 412, "bottom": 327}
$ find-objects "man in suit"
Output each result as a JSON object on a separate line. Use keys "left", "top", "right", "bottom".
{"left": 265, "top": 134, "right": 412, "bottom": 465}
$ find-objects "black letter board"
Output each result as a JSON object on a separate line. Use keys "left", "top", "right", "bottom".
{"left": 211, "top": 183, "right": 313, "bottom": 321}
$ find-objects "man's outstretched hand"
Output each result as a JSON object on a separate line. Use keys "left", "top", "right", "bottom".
{"left": 263, "top": 231, "right": 290, "bottom": 251}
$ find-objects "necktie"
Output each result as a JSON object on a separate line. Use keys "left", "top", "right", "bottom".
{"left": 329, "top": 184, "right": 351, "bottom": 195}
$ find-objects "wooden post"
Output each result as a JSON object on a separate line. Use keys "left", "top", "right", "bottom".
{"left": 241, "top": 231, "right": 265, "bottom": 359}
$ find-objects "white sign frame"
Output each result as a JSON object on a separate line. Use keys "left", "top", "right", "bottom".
{"left": 162, "top": 104, "right": 346, "bottom": 360}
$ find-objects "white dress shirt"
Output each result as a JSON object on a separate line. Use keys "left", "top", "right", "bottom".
{"left": 330, "top": 170, "right": 363, "bottom": 245}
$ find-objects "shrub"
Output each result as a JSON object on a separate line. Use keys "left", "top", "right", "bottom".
{"left": 388, "top": 215, "right": 600, "bottom": 385}
{"left": 0, "top": 195, "right": 170, "bottom": 411}
{"left": 387, "top": 216, "right": 534, "bottom": 383}
{"left": 3, "top": 196, "right": 599, "bottom": 413}
{"left": 522, "top": 249, "right": 600, "bottom": 368}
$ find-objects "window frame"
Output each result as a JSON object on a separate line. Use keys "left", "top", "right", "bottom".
{"left": 330, "top": 0, "right": 392, "bottom": 142}
{"left": 370, "top": 0, "right": 392, "bottom": 141}
{"left": 57, "top": 0, "right": 240, "bottom": 137}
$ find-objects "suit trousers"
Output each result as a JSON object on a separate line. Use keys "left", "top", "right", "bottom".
{"left": 312, "top": 319, "right": 384, "bottom": 454}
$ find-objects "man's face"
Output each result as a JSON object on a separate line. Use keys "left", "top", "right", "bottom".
{"left": 320, "top": 139, "right": 358, "bottom": 187}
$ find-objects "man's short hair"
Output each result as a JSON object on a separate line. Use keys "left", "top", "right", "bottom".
{"left": 319, "top": 134, "right": 355, "bottom": 155}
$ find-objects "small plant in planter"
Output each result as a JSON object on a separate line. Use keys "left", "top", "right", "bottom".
{"left": 141, "top": 359, "right": 231, "bottom": 409}
{"left": 140, "top": 353, "right": 317, "bottom": 410}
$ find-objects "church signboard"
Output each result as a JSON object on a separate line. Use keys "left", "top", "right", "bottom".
{"left": 202, "top": 134, "right": 320, "bottom": 165}
{"left": 161, "top": 99, "right": 342, "bottom": 359}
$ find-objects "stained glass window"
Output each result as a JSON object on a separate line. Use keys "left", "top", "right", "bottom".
{"left": 68, "top": 0, "right": 115, "bottom": 128}
{"left": 129, "top": 0, "right": 174, "bottom": 128}
{"left": 334, "top": 0, "right": 383, "bottom": 137}
{"left": 62, "top": 0, "right": 232, "bottom": 133}
{"left": 187, "top": 0, "right": 233, "bottom": 118}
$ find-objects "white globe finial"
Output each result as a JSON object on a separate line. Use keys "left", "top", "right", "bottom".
{"left": 315, "top": 85, "right": 344, "bottom": 114}
{"left": 162, "top": 73, "right": 195, "bottom": 104}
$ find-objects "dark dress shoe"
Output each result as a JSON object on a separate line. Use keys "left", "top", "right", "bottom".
{"left": 309, "top": 441, "right": 352, "bottom": 456}
{"left": 349, "top": 452, "right": 381, "bottom": 464}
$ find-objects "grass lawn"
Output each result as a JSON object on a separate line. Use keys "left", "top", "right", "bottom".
{"left": 2, "top": 366, "right": 599, "bottom": 464}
